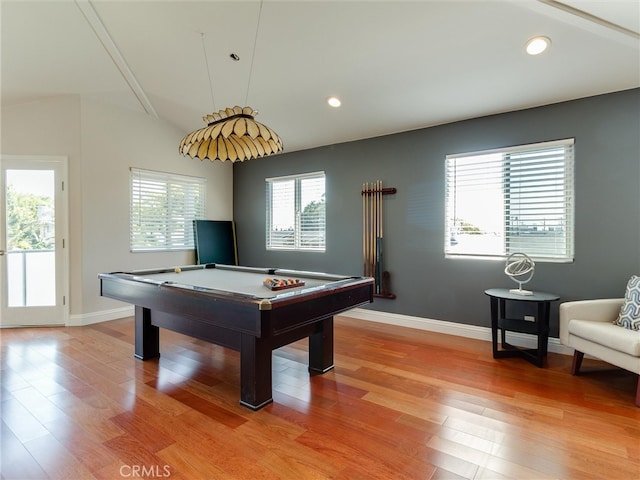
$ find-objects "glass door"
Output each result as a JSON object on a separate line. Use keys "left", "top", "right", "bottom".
{"left": 1, "top": 156, "right": 68, "bottom": 326}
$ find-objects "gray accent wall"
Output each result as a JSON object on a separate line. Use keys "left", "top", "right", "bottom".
{"left": 233, "top": 89, "right": 640, "bottom": 336}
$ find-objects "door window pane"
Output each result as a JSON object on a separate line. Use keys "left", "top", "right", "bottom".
{"left": 5, "top": 170, "right": 56, "bottom": 306}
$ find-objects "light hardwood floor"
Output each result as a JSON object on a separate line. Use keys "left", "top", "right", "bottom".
{"left": 1, "top": 316, "right": 639, "bottom": 480}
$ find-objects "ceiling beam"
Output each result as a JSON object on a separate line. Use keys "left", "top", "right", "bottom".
{"left": 526, "top": 0, "right": 639, "bottom": 48}
{"left": 74, "top": 0, "right": 158, "bottom": 117}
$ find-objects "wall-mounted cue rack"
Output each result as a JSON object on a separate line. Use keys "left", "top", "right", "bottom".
{"left": 361, "top": 181, "right": 397, "bottom": 299}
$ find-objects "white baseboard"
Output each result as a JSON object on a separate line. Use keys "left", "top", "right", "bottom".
{"left": 68, "top": 306, "right": 134, "bottom": 326}
{"left": 336, "top": 307, "right": 573, "bottom": 356}
{"left": 71, "top": 305, "right": 573, "bottom": 356}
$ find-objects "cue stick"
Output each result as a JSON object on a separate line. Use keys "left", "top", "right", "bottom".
{"left": 369, "top": 182, "right": 373, "bottom": 279}
{"left": 368, "top": 183, "right": 372, "bottom": 278}
{"left": 379, "top": 180, "right": 383, "bottom": 287}
{"left": 371, "top": 180, "right": 376, "bottom": 291}
{"left": 365, "top": 182, "right": 370, "bottom": 278}
{"left": 379, "top": 180, "right": 383, "bottom": 238}
{"left": 370, "top": 183, "right": 375, "bottom": 280}
{"left": 362, "top": 182, "right": 365, "bottom": 277}
{"left": 372, "top": 182, "right": 376, "bottom": 281}
{"left": 379, "top": 180, "right": 384, "bottom": 294}
{"left": 367, "top": 183, "right": 373, "bottom": 277}
{"left": 373, "top": 180, "right": 377, "bottom": 288}
{"left": 375, "top": 180, "right": 382, "bottom": 293}
{"left": 363, "top": 182, "right": 368, "bottom": 277}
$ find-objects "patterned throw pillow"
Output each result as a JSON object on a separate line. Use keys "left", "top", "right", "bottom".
{"left": 614, "top": 275, "right": 640, "bottom": 330}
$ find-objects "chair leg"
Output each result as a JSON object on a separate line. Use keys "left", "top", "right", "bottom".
{"left": 635, "top": 375, "right": 640, "bottom": 407}
{"left": 571, "top": 350, "right": 584, "bottom": 375}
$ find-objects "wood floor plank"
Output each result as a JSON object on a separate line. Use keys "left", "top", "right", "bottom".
{"left": 1, "top": 395, "right": 50, "bottom": 444}
{"left": 256, "top": 449, "right": 336, "bottom": 480}
{"left": 156, "top": 443, "right": 229, "bottom": 480}
{"left": 234, "top": 421, "right": 340, "bottom": 479}
{"left": 295, "top": 427, "right": 424, "bottom": 480}
{"left": 0, "top": 368, "right": 30, "bottom": 393}
{"left": 269, "top": 394, "right": 438, "bottom": 478}
{"left": 45, "top": 390, "right": 126, "bottom": 443}
{"left": 0, "top": 420, "right": 48, "bottom": 480}
{"left": 101, "top": 433, "right": 177, "bottom": 479}
{"left": 160, "top": 384, "right": 247, "bottom": 429}
{"left": 41, "top": 415, "right": 121, "bottom": 474}
{"left": 22, "top": 432, "right": 97, "bottom": 480}
{"left": 403, "top": 441, "right": 479, "bottom": 479}
{"left": 362, "top": 389, "right": 449, "bottom": 425}
{"left": 10, "top": 385, "right": 67, "bottom": 425}
{"left": 1, "top": 316, "right": 639, "bottom": 480}
{"left": 426, "top": 435, "right": 556, "bottom": 480}
{"left": 109, "top": 410, "right": 176, "bottom": 453}
{"left": 163, "top": 410, "right": 283, "bottom": 479}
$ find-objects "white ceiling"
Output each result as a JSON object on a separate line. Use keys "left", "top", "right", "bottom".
{"left": 2, "top": 0, "right": 639, "bottom": 154}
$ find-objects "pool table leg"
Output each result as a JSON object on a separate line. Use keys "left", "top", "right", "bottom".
{"left": 309, "top": 316, "right": 335, "bottom": 373}
{"left": 239, "top": 334, "right": 273, "bottom": 410}
{"left": 134, "top": 306, "right": 160, "bottom": 360}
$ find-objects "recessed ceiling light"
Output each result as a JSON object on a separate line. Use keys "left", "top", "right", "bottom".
{"left": 327, "top": 96, "right": 341, "bottom": 108}
{"left": 526, "top": 36, "right": 551, "bottom": 55}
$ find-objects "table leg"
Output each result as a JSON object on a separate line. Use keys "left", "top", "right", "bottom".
{"left": 536, "top": 301, "right": 551, "bottom": 367}
{"left": 134, "top": 306, "right": 160, "bottom": 360}
{"left": 490, "top": 297, "right": 499, "bottom": 357}
{"left": 309, "top": 317, "right": 335, "bottom": 373}
{"left": 499, "top": 298, "right": 508, "bottom": 348}
{"left": 239, "top": 334, "right": 273, "bottom": 410}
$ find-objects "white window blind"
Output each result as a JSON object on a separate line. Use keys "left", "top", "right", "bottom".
{"left": 130, "top": 168, "right": 206, "bottom": 251}
{"left": 445, "top": 139, "right": 574, "bottom": 262}
{"left": 266, "top": 171, "right": 325, "bottom": 251}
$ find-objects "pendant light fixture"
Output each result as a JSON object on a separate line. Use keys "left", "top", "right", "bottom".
{"left": 180, "top": 105, "right": 283, "bottom": 163}
{"left": 179, "top": 1, "right": 283, "bottom": 163}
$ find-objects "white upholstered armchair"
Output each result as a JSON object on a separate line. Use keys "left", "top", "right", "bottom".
{"left": 559, "top": 298, "right": 640, "bottom": 406}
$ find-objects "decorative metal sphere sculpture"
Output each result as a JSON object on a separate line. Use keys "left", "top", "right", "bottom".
{"left": 504, "top": 253, "right": 535, "bottom": 295}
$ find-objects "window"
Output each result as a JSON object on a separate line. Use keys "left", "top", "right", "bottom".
{"left": 266, "top": 171, "right": 325, "bottom": 251}
{"left": 445, "top": 139, "right": 574, "bottom": 262}
{"left": 130, "top": 168, "right": 205, "bottom": 251}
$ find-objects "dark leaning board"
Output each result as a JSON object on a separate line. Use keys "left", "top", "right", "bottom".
{"left": 99, "top": 263, "right": 374, "bottom": 409}
{"left": 193, "top": 219, "right": 238, "bottom": 265}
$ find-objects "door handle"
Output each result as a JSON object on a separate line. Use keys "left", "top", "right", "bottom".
{"left": 0, "top": 250, "right": 4, "bottom": 256}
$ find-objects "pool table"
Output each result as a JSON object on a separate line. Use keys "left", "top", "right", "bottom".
{"left": 99, "top": 264, "right": 374, "bottom": 409}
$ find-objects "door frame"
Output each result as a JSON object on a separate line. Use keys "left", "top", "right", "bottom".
{"left": 0, "top": 155, "right": 69, "bottom": 327}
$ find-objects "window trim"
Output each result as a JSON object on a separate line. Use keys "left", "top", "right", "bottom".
{"left": 130, "top": 167, "right": 206, "bottom": 252}
{"left": 444, "top": 138, "right": 575, "bottom": 263}
{"left": 265, "top": 171, "right": 326, "bottom": 252}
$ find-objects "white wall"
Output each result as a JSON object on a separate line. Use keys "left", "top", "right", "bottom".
{"left": 2, "top": 96, "right": 83, "bottom": 318}
{"left": 2, "top": 95, "right": 233, "bottom": 323}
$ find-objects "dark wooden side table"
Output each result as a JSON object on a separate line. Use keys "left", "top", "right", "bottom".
{"left": 484, "top": 288, "right": 560, "bottom": 368}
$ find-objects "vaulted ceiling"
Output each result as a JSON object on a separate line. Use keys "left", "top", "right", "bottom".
{"left": 2, "top": 1, "right": 639, "bottom": 154}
